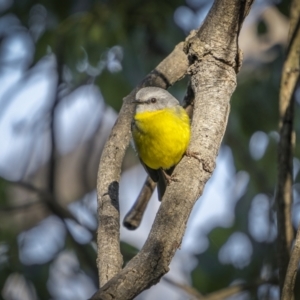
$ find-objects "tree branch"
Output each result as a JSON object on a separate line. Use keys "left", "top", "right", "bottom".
{"left": 11, "top": 181, "right": 93, "bottom": 232}
{"left": 276, "top": 0, "right": 300, "bottom": 293}
{"left": 96, "top": 37, "right": 189, "bottom": 287}
{"left": 282, "top": 224, "right": 300, "bottom": 300}
{"left": 164, "top": 277, "right": 278, "bottom": 300}
{"left": 92, "top": 0, "right": 253, "bottom": 299}
{"left": 48, "top": 54, "right": 63, "bottom": 194}
{"left": 0, "top": 199, "right": 41, "bottom": 212}
{"left": 10, "top": 181, "right": 99, "bottom": 281}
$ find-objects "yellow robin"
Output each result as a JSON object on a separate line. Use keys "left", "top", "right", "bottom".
{"left": 131, "top": 87, "right": 191, "bottom": 200}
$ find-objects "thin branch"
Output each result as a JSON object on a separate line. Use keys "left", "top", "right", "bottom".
{"left": 92, "top": 0, "right": 253, "bottom": 299}
{"left": 48, "top": 54, "right": 63, "bottom": 194}
{"left": 164, "top": 277, "right": 278, "bottom": 300}
{"left": 10, "top": 180, "right": 99, "bottom": 282}
{"left": 163, "top": 277, "right": 204, "bottom": 299}
{"left": 282, "top": 223, "right": 300, "bottom": 300}
{"left": 12, "top": 181, "right": 89, "bottom": 229}
{"left": 202, "top": 280, "right": 277, "bottom": 300}
{"left": 0, "top": 199, "right": 41, "bottom": 212}
{"left": 63, "top": 225, "right": 99, "bottom": 286}
{"left": 79, "top": 104, "right": 107, "bottom": 192}
{"left": 276, "top": 0, "right": 300, "bottom": 293}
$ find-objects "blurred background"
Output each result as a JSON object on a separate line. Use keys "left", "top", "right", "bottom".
{"left": 0, "top": 0, "right": 299, "bottom": 299}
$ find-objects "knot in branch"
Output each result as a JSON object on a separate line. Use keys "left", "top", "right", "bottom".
{"left": 183, "top": 35, "right": 211, "bottom": 65}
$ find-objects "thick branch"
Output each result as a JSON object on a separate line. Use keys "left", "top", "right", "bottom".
{"left": 96, "top": 41, "right": 189, "bottom": 286}
{"left": 276, "top": 0, "right": 300, "bottom": 293}
{"left": 93, "top": 0, "right": 253, "bottom": 298}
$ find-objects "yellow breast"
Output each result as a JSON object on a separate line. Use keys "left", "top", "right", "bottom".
{"left": 132, "top": 107, "right": 190, "bottom": 170}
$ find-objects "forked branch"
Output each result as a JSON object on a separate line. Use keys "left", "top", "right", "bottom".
{"left": 93, "top": 0, "right": 254, "bottom": 299}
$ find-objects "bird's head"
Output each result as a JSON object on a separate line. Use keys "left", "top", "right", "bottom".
{"left": 133, "top": 87, "right": 179, "bottom": 113}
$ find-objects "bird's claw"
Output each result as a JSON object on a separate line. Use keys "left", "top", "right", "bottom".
{"left": 185, "top": 150, "right": 201, "bottom": 162}
{"left": 162, "top": 169, "right": 179, "bottom": 185}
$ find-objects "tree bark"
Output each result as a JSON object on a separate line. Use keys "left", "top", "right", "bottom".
{"left": 93, "top": 0, "right": 254, "bottom": 298}
{"left": 95, "top": 41, "right": 189, "bottom": 288}
{"left": 279, "top": 0, "right": 300, "bottom": 297}
{"left": 276, "top": 0, "right": 300, "bottom": 299}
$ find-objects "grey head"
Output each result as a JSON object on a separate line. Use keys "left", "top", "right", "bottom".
{"left": 133, "top": 87, "right": 179, "bottom": 113}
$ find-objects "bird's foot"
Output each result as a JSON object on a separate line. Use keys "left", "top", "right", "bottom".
{"left": 185, "top": 151, "right": 215, "bottom": 173}
{"left": 185, "top": 150, "right": 201, "bottom": 162}
{"left": 161, "top": 169, "right": 179, "bottom": 185}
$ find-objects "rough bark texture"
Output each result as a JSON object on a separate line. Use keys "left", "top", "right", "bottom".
{"left": 96, "top": 42, "right": 189, "bottom": 286}
{"left": 93, "top": 0, "right": 253, "bottom": 298}
{"left": 282, "top": 224, "right": 300, "bottom": 300}
{"left": 276, "top": 0, "right": 300, "bottom": 294}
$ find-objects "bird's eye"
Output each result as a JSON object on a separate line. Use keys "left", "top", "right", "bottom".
{"left": 150, "top": 98, "right": 157, "bottom": 103}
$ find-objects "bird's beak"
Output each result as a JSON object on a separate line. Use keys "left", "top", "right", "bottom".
{"left": 132, "top": 100, "right": 144, "bottom": 104}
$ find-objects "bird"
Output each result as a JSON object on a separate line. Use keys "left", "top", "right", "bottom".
{"left": 131, "top": 87, "right": 191, "bottom": 200}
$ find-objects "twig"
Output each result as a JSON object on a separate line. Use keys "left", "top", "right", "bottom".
{"left": 275, "top": 0, "right": 300, "bottom": 294}
{"left": 163, "top": 277, "right": 204, "bottom": 299}
{"left": 48, "top": 53, "right": 63, "bottom": 194}
{"left": 202, "top": 280, "right": 277, "bottom": 300}
{"left": 282, "top": 223, "right": 300, "bottom": 300}
{"left": 0, "top": 200, "right": 41, "bottom": 212}
{"left": 79, "top": 104, "right": 107, "bottom": 192}
{"left": 39, "top": 51, "right": 101, "bottom": 278}
{"left": 164, "top": 277, "right": 278, "bottom": 300}
{"left": 64, "top": 227, "right": 99, "bottom": 286}
{"left": 10, "top": 180, "right": 99, "bottom": 281}
{"left": 12, "top": 181, "right": 89, "bottom": 229}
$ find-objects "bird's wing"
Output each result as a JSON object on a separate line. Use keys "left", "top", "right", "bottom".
{"left": 140, "top": 159, "right": 159, "bottom": 182}
{"left": 140, "top": 160, "right": 175, "bottom": 201}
